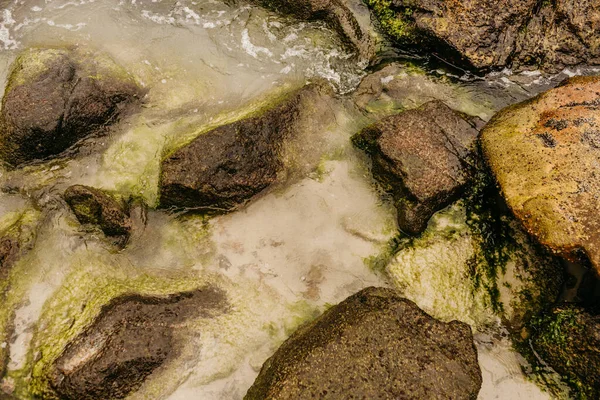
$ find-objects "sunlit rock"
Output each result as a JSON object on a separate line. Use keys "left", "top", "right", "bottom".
{"left": 0, "top": 47, "right": 143, "bottom": 167}
{"left": 481, "top": 76, "right": 600, "bottom": 274}
{"left": 245, "top": 287, "right": 482, "bottom": 400}
{"left": 353, "top": 100, "right": 482, "bottom": 234}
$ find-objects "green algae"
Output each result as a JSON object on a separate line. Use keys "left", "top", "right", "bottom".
{"left": 363, "top": 0, "right": 416, "bottom": 44}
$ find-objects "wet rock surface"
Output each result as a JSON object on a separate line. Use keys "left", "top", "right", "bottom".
{"left": 369, "top": 0, "right": 600, "bottom": 72}
{"left": 64, "top": 185, "right": 132, "bottom": 242}
{"left": 531, "top": 305, "right": 600, "bottom": 398}
{"left": 353, "top": 100, "right": 481, "bottom": 234}
{"left": 0, "top": 48, "right": 142, "bottom": 167}
{"left": 245, "top": 286, "right": 482, "bottom": 400}
{"left": 480, "top": 76, "right": 600, "bottom": 273}
{"left": 159, "top": 84, "right": 332, "bottom": 212}
{"left": 250, "top": 0, "right": 375, "bottom": 62}
{"left": 50, "top": 287, "right": 228, "bottom": 400}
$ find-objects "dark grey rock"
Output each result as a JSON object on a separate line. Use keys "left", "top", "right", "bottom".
{"left": 245, "top": 287, "right": 482, "bottom": 400}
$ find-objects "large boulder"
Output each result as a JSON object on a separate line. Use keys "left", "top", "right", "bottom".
{"left": 50, "top": 287, "right": 227, "bottom": 400}
{"left": 245, "top": 287, "right": 482, "bottom": 400}
{"left": 159, "top": 84, "right": 331, "bottom": 212}
{"left": 353, "top": 100, "right": 482, "bottom": 234}
{"left": 480, "top": 76, "right": 600, "bottom": 273}
{"left": 0, "top": 48, "right": 143, "bottom": 167}
{"left": 531, "top": 305, "right": 600, "bottom": 398}
{"left": 366, "top": 0, "right": 600, "bottom": 72}
{"left": 64, "top": 185, "right": 132, "bottom": 243}
{"left": 250, "top": 0, "right": 375, "bottom": 62}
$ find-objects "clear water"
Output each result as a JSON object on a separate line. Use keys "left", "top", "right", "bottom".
{"left": 0, "top": 0, "right": 586, "bottom": 398}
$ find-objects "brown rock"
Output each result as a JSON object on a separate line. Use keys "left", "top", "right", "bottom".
{"left": 353, "top": 100, "right": 481, "bottom": 234}
{"left": 480, "top": 76, "right": 600, "bottom": 273}
{"left": 245, "top": 287, "right": 481, "bottom": 400}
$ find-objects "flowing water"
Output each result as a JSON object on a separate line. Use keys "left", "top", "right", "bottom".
{"left": 0, "top": 0, "right": 591, "bottom": 398}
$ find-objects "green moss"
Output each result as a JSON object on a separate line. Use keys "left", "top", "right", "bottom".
{"left": 363, "top": 0, "right": 417, "bottom": 44}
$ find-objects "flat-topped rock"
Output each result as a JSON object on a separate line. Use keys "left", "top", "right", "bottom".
{"left": 480, "top": 76, "right": 600, "bottom": 272}
{"left": 245, "top": 287, "right": 481, "bottom": 400}
{"left": 353, "top": 100, "right": 481, "bottom": 234}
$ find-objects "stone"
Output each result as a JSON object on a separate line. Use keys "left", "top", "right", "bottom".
{"left": 366, "top": 0, "right": 600, "bottom": 72}
{"left": 480, "top": 76, "right": 600, "bottom": 273}
{"left": 531, "top": 305, "right": 600, "bottom": 398}
{"left": 353, "top": 100, "right": 481, "bottom": 235}
{"left": 0, "top": 48, "right": 143, "bottom": 167}
{"left": 64, "top": 185, "right": 132, "bottom": 242}
{"left": 50, "top": 287, "right": 228, "bottom": 400}
{"left": 159, "top": 84, "right": 331, "bottom": 212}
{"left": 245, "top": 287, "right": 482, "bottom": 400}
{"left": 250, "top": 0, "right": 375, "bottom": 62}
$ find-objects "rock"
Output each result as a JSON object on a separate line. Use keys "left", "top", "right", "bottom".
{"left": 159, "top": 84, "right": 331, "bottom": 212}
{"left": 366, "top": 0, "right": 600, "bottom": 72}
{"left": 245, "top": 287, "right": 482, "bottom": 400}
{"left": 250, "top": 0, "right": 375, "bottom": 62}
{"left": 0, "top": 48, "right": 143, "bottom": 167}
{"left": 64, "top": 185, "right": 132, "bottom": 242}
{"left": 385, "top": 199, "right": 563, "bottom": 331}
{"left": 531, "top": 305, "right": 600, "bottom": 398}
{"left": 50, "top": 287, "right": 227, "bottom": 400}
{"left": 480, "top": 76, "right": 600, "bottom": 273}
{"left": 353, "top": 100, "right": 481, "bottom": 234}
{"left": 0, "top": 207, "right": 40, "bottom": 280}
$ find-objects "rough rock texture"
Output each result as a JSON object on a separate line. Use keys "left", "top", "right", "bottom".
{"left": 0, "top": 47, "right": 142, "bottom": 167}
{"left": 50, "top": 287, "right": 227, "bottom": 400}
{"left": 353, "top": 100, "right": 482, "bottom": 234}
{"left": 480, "top": 76, "right": 600, "bottom": 273}
{"left": 64, "top": 185, "right": 132, "bottom": 241}
{"left": 368, "top": 0, "right": 600, "bottom": 72}
{"left": 250, "top": 0, "right": 374, "bottom": 62}
{"left": 531, "top": 305, "right": 600, "bottom": 398}
{"left": 159, "top": 84, "right": 331, "bottom": 212}
{"left": 245, "top": 287, "right": 482, "bottom": 400}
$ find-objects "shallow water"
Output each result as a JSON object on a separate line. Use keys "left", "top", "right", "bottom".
{"left": 0, "top": 0, "right": 586, "bottom": 399}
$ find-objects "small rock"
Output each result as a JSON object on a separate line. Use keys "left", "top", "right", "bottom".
{"left": 480, "top": 76, "right": 600, "bottom": 274}
{"left": 50, "top": 287, "right": 228, "bottom": 400}
{"left": 353, "top": 100, "right": 481, "bottom": 234}
{"left": 245, "top": 287, "right": 481, "bottom": 400}
{"left": 0, "top": 48, "right": 143, "bottom": 167}
{"left": 64, "top": 185, "right": 132, "bottom": 241}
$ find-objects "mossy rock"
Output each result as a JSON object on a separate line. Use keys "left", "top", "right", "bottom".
{"left": 0, "top": 47, "right": 143, "bottom": 167}
{"left": 481, "top": 76, "right": 600, "bottom": 274}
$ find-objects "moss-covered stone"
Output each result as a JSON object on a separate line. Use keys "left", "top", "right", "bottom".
{"left": 530, "top": 305, "right": 600, "bottom": 399}
{"left": 63, "top": 185, "right": 131, "bottom": 244}
{"left": 245, "top": 287, "right": 482, "bottom": 399}
{"left": 0, "top": 47, "right": 143, "bottom": 167}
{"left": 480, "top": 76, "right": 600, "bottom": 274}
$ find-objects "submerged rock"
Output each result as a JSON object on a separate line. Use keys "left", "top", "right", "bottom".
{"left": 0, "top": 47, "right": 142, "bottom": 167}
{"left": 480, "top": 76, "right": 600, "bottom": 273}
{"left": 353, "top": 100, "right": 481, "bottom": 234}
{"left": 50, "top": 287, "right": 227, "bottom": 400}
{"left": 245, "top": 287, "right": 481, "bottom": 400}
{"left": 0, "top": 208, "right": 40, "bottom": 280}
{"left": 385, "top": 200, "right": 563, "bottom": 331}
{"left": 531, "top": 305, "right": 600, "bottom": 398}
{"left": 64, "top": 185, "right": 132, "bottom": 242}
{"left": 159, "top": 84, "right": 332, "bottom": 212}
{"left": 366, "top": 0, "right": 600, "bottom": 72}
{"left": 250, "top": 0, "right": 375, "bottom": 62}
